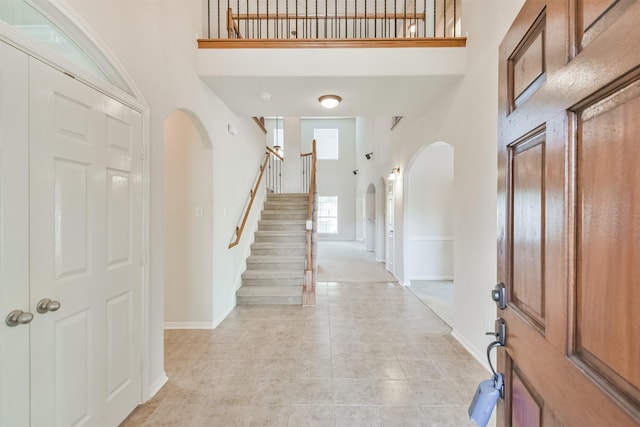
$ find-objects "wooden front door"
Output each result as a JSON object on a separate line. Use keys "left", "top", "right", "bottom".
{"left": 497, "top": 1, "right": 640, "bottom": 425}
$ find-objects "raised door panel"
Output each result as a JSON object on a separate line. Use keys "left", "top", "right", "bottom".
{"left": 510, "top": 134, "right": 545, "bottom": 331}
{"left": 54, "top": 310, "right": 92, "bottom": 426}
{"left": 572, "top": 75, "right": 640, "bottom": 411}
{"left": 577, "top": 0, "right": 633, "bottom": 50}
{"left": 0, "top": 40, "right": 30, "bottom": 427}
{"left": 508, "top": 9, "right": 546, "bottom": 111}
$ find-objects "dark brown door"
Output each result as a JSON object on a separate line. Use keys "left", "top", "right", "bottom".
{"left": 497, "top": 0, "right": 640, "bottom": 425}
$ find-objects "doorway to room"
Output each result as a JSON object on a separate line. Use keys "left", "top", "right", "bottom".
{"left": 405, "top": 142, "right": 454, "bottom": 325}
{"left": 163, "top": 110, "right": 214, "bottom": 328}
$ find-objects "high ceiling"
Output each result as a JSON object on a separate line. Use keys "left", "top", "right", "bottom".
{"left": 197, "top": 47, "right": 468, "bottom": 117}
{"left": 200, "top": 74, "right": 464, "bottom": 117}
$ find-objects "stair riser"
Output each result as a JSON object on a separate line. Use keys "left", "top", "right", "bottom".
{"left": 258, "top": 222, "right": 306, "bottom": 231}
{"left": 264, "top": 203, "right": 308, "bottom": 210}
{"left": 255, "top": 235, "right": 306, "bottom": 243}
{"left": 237, "top": 295, "right": 303, "bottom": 305}
{"left": 241, "top": 277, "right": 303, "bottom": 286}
{"left": 250, "top": 247, "right": 306, "bottom": 256}
{"left": 261, "top": 212, "right": 308, "bottom": 220}
{"left": 267, "top": 194, "right": 308, "bottom": 200}
{"left": 247, "top": 261, "right": 305, "bottom": 271}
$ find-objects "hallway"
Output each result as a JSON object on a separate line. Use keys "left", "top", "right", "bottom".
{"left": 121, "top": 242, "right": 490, "bottom": 426}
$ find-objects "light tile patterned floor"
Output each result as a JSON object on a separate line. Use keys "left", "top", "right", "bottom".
{"left": 120, "top": 282, "right": 493, "bottom": 426}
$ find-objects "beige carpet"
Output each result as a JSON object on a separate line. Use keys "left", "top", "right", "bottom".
{"left": 317, "top": 240, "right": 397, "bottom": 282}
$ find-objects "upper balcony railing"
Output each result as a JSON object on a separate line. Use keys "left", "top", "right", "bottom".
{"left": 202, "top": 0, "right": 463, "bottom": 46}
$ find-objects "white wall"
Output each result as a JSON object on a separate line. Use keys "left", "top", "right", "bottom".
{"left": 284, "top": 117, "right": 303, "bottom": 193}
{"left": 365, "top": 184, "right": 376, "bottom": 251}
{"left": 354, "top": 0, "right": 525, "bottom": 366}
{"left": 407, "top": 142, "right": 454, "bottom": 280}
{"left": 163, "top": 111, "right": 213, "bottom": 327}
{"left": 63, "top": 0, "right": 267, "bottom": 399}
{"left": 301, "top": 118, "right": 357, "bottom": 240}
{"left": 354, "top": 117, "right": 374, "bottom": 241}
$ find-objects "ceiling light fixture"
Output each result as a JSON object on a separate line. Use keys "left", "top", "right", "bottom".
{"left": 318, "top": 94, "right": 342, "bottom": 109}
{"left": 259, "top": 91, "right": 272, "bottom": 101}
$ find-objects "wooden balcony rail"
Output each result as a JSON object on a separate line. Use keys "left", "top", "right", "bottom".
{"left": 228, "top": 147, "right": 284, "bottom": 249}
{"left": 205, "top": 0, "right": 462, "bottom": 42}
{"left": 302, "top": 140, "right": 317, "bottom": 305}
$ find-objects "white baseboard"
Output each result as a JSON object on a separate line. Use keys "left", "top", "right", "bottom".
{"left": 410, "top": 275, "right": 454, "bottom": 281}
{"left": 452, "top": 329, "right": 491, "bottom": 373}
{"left": 164, "top": 322, "right": 215, "bottom": 329}
{"left": 146, "top": 372, "right": 169, "bottom": 401}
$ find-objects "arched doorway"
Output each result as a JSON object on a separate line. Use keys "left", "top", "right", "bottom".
{"left": 405, "top": 141, "right": 454, "bottom": 324}
{"left": 163, "top": 110, "right": 213, "bottom": 328}
{"left": 376, "top": 177, "right": 386, "bottom": 262}
{"left": 365, "top": 183, "right": 376, "bottom": 251}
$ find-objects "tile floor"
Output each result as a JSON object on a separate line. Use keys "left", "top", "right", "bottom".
{"left": 120, "top": 282, "right": 492, "bottom": 426}
{"left": 408, "top": 281, "right": 454, "bottom": 326}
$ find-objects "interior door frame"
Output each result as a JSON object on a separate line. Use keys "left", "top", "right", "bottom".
{"left": 385, "top": 179, "right": 395, "bottom": 274}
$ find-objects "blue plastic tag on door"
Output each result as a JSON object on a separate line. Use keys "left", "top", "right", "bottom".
{"left": 468, "top": 373, "right": 503, "bottom": 427}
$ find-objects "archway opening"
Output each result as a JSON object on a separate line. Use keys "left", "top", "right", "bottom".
{"left": 376, "top": 177, "right": 386, "bottom": 262}
{"left": 163, "top": 110, "right": 213, "bottom": 328}
{"left": 406, "top": 141, "right": 454, "bottom": 325}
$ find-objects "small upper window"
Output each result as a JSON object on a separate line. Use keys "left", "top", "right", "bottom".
{"left": 274, "top": 128, "right": 284, "bottom": 149}
{"left": 314, "top": 128, "right": 339, "bottom": 160}
{"left": 0, "top": 0, "right": 134, "bottom": 96}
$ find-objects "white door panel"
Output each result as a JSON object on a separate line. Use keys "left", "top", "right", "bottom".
{"left": 385, "top": 181, "right": 395, "bottom": 274}
{"left": 29, "top": 57, "right": 142, "bottom": 427}
{"left": 0, "top": 40, "right": 31, "bottom": 427}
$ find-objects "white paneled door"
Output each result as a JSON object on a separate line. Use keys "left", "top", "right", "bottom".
{"left": 1, "top": 41, "right": 143, "bottom": 427}
{"left": 0, "top": 40, "right": 31, "bottom": 427}
{"left": 385, "top": 180, "right": 395, "bottom": 274}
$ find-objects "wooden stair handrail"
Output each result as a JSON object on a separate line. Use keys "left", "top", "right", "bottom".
{"left": 266, "top": 145, "right": 284, "bottom": 161}
{"left": 228, "top": 149, "right": 275, "bottom": 249}
{"left": 252, "top": 117, "right": 267, "bottom": 134}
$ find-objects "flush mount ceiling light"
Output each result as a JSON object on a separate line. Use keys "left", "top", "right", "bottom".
{"left": 318, "top": 94, "right": 342, "bottom": 109}
{"left": 259, "top": 91, "right": 272, "bottom": 101}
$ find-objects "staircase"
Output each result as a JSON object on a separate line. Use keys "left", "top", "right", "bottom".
{"left": 236, "top": 193, "right": 308, "bottom": 305}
